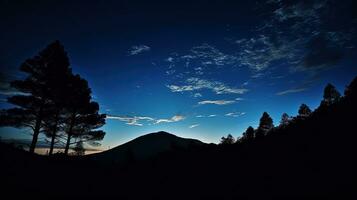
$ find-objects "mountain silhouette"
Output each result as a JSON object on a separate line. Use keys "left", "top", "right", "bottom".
{"left": 91, "top": 131, "right": 205, "bottom": 164}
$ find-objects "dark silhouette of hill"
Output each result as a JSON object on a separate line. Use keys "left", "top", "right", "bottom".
{"left": 1, "top": 77, "right": 357, "bottom": 199}
{"left": 90, "top": 131, "right": 205, "bottom": 164}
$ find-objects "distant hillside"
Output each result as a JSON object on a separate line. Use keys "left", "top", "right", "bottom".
{"left": 90, "top": 131, "right": 205, "bottom": 164}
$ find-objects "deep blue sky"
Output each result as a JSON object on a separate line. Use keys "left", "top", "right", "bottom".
{"left": 1, "top": 0, "right": 357, "bottom": 149}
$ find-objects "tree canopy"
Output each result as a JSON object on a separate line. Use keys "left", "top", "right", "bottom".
{"left": 298, "top": 104, "right": 312, "bottom": 118}
{"left": 321, "top": 83, "right": 341, "bottom": 106}
{"left": 220, "top": 134, "right": 235, "bottom": 145}
{"left": 0, "top": 41, "right": 106, "bottom": 155}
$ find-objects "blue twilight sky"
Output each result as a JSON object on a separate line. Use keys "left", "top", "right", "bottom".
{"left": 1, "top": 0, "right": 357, "bottom": 149}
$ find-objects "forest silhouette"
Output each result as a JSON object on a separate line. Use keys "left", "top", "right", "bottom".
{"left": 1, "top": 41, "right": 357, "bottom": 198}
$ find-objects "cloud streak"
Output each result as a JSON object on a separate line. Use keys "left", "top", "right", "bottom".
{"left": 189, "top": 124, "right": 199, "bottom": 129}
{"left": 195, "top": 114, "right": 217, "bottom": 118}
{"left": 106, "top": 114, "right": 185, "bottom": 126}
{"left": 198, "top": 100, "right": 235, "bottom": 105}
{"left": 276, "top": 88, "right": 307, "bottom": 96}
{"left": 190, "top": 43, "right": 239, "bottom": 66}
{"left": 155, "top": 115, "right": 185, "bottom": 124}
{"left": 106, "top": 115, "right": 154, "bottom": 126}
{"left": 128, "top": 45, "right": 151, "bottom": 55}
{"left": 225, "top": 112, "right": 246, "bottom": 117}
{"left": 167, "top": 77, "right": 248, "bottom": 95}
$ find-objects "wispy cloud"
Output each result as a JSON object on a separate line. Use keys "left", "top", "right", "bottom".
{"left": 106, "top": 115, "right": 154, "bottom": 126}
{"left": 195, "top": 114, "right": 217, "bottom": 118}
{"left": 190, "top": 43, "right": 239, "bottom": 66}
{"left": 128, "top": 45, "right": 151, "bottom": 55}
{"left": 189, "top": 124, "right": 199, "bottom": 129}
{"left": 198, "top": 100, "right": 235, "bottom": 105}
{"left": 225, "top": 112, "right": 246, "bottom": 117}
{"left": 235, "top": 0, "right": 356, "bottom": 75}
{"left": 166, "top": 57, "right": 174, "bottom": 62}
{"left": 276, "top": 88, "right": 307, "bottom": 96}
{"left": 193, "top": 93, "right": 202, "bottom": 98}
{"left": 0, "top": 74, "right": 29, "bottom": 97}
{"left": 0, "top": 90, "right": 28, "bottom": 96}
{"left": 236, "top": 35, "right": 298, "bottom": 72}
{"left": 107, "top": 114, "right": 185, "bottom": 126}
{"left": 155, "top": 115, "right": 185, "bottom": 124}
{"left": 167, "top": 77, "right": 248, "bottom": 95}
{"left": 163, "top": 44, "right": 241, "bottom": 78}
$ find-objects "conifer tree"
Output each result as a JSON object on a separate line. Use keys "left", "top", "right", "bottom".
{"left": 1, "top": 41, "right": 71, "bottom": 153}
{"left": 256, "top": 112, "right": 273, "bottom": 138}
{"left": 321, "top": 83, "right": 341, "bottom": 106}
{"left": 220, "top": 134, "right": 235, "bottom": 145}
{"left": 63, "top": 75, "right": 106, "bottom": 155}
{"left": 242, "top": 126, "right": 255, "bottom": 141}
{"left": 280, "top": 113, "right": 290, "bottom": 126}
{"left": 298, "top": 104, "right": 312, "bottom": 118}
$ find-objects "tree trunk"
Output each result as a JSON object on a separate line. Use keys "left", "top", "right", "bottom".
{"left": 64, "top": 113, "right": 76, "bottom": 155}
{"left": 29, "top": 113, "right": 42, "bottom": 154}
{"left": 49, "top": 112, "right": 59, "bottom": 156}
{"left": 64, "top": 134, "right": 71, "bottom": 155}
{"left": 29, "top": 120, "right": 40, "bottom": 154}
{"left": 49, "top": 133, "right": 56, "bottom": 155}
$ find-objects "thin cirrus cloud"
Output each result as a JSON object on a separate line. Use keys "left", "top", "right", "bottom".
{"left": 195, "top": 113, "right": 245, "bottom": 118}
{"left": 193, "top": 93, "right": 202, "bottom": 98}
{"left": 276, "top": 88, "right": 307, "bottom": 96}
{"left": 234, "top": 0, "right": 356, "bottom": 75}
{"left": 198, "top": 100, "right": 235, "bottom": 105}
{"left": 106, "top": 115, "right": 154, "bottom": 126}
{"left": 195, "top": 114, "right": 216, "bottom": 118}
{"left": 189, "top": 124, "right": 200, "bottom": 129}
{"left": 0, "top": 75, "right": 29, "bottom": 96}
{"left": 128, "top": 45, "right": 151, "bottom": 55}
{"left": 106, "top": 114, "right": 185, "bottom": 126}
{"left": 167, "top": 77, "right": 248, "bottom": 95}
{"left": 154, "top": 115, "right": 185, "bottom": 124}
{"left": 162, "top": 44, "right": 243, "bottom": 81}
{"left": 225, "top": 112, "right": 246, "bottom": 117}
{"left": 190, "top": 43, "right": 239, "bottom": 66}
{"left": 165, "top": 43, "right": 238, "bottom": 70}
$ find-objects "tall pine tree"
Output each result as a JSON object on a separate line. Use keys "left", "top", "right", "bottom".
{"left": 1, "top": 41, "right": 71, "bottom": 153}
{"left": 298, "top": 104, "right": 312, "bottom": 118}
{"left": 256, "top": 112, "right": 274, "bottom": 138}
{"left": 321, "top": 83, "right": 341, "bottom": 107}
{"left": 63, "top": 75, "right": 106, "bottom": 155}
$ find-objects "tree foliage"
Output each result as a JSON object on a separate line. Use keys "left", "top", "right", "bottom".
{"left": 220, "top": 134, "right": 235, "bottom": 145}
{"left": 298, "top": 104, "right": 312, "bottom": 118}
{"left": 345, "top": 76, "right": 357, "bottom": 99}
{"left": 321, "top": 83, "right": 341, "bottom": 106}
{"left": 242, "top": 126, "right": 255, "bottom": 141}
{"left": 0, "top": 41, "right": 106, "bottom": 155}
{"left": 280, "top": 113, "right": 290, "bottom": 126}
{"left": 255, "top": 112, "right": 273, "bottom": 138}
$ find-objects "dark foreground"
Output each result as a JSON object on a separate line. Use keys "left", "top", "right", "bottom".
{"left": 2, "top": 94, "right": 357, "bottom": 199}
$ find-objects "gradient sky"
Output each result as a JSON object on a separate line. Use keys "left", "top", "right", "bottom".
{"left": 1, "top": 0, "right": 357, "bottom": 149}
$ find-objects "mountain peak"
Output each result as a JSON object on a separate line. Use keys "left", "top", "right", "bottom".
{"left": 92, "top": 131, "right": 204, "bottom": 163}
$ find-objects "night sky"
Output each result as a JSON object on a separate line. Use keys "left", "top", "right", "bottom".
{"left": 1, "top": 0, "right": 357, "bottom": 149}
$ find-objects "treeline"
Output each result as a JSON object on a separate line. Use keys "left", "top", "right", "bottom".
{"left": 220, "top": 81, "right": 354, "bottom": 145}
{"left": 0, "top": 41, "right": 106, "bottom": 155}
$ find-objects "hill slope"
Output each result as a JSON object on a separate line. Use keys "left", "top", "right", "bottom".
{"left": 90, "top": 131, "right": 205, "bottom": 163}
